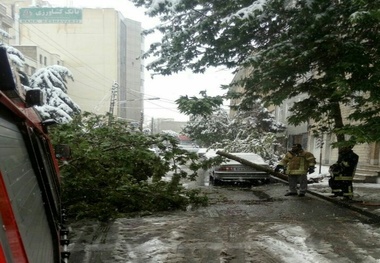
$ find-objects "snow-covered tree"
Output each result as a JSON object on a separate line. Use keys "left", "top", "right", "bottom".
{"left": 177, "top": 91, "right": 228, "bottom": 147}
{"left": 0, "top": 29, "right": 10, "bottom": 43}
{"left": 183, "top": 107, "right": 230, "bottom": 147}
{"left": 222, "top": 99, "right": 286, "bottom": 161}
{"left": 131, "top": 0, "right": 380, "bottom": 145}
{"left": 230, "top": 99, "right": 286, "bottom": 135}
{"left": 179, "top": 91, "right": 285, "bottom": 161}
{"left": 2, "top": 43, "right": 80, "bottom": 123}
{"left": 4, "top": 45, "right": 24, "bottom": 68}
{"left": 161, "top": 130, "right": 179, "bottom": 137}
{"left": 1, "top": 44, "right": 30, "bottom": 86}
{"left": 29, "top": 65, "right": 81, "bottom": 123}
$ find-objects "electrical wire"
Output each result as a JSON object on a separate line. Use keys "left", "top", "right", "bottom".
{"left": 12, "top": 14, "right": 189, "bottom": 116}
{"left": 24, "top": 24, "right": 116, "bottom": 88}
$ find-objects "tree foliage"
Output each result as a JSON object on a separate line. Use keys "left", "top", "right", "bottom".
{"left": 180, "top": 92, "right": 286, "bottom": 162}
{"left": 131, "top": 0, "right": 380, "bottom": 144}
{"left": 224, "top": 99, "right": 286, "bottom": 161}
{"left": 29, "top": 65, "right": 81, "bottom": 123}
{"left": 177, "top": 90, "right": 231, "bottom": 147}
{"left": 51, "top": 112, "right": 208, "bottom": 221}
{"left": 1, "top": 44, "right": 30, "bottom": 85}
{"left": 2, "top": 43, "right": 81, "bottom": 123}
{"left": 182, "top": 107, "right": 230, "bottom": 147}
{"left": 176, "top": 90, "right": 224, "bottom": 117}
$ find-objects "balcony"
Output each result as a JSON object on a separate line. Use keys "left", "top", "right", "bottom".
{"left": 0, "top": 5, "right": 6, "bottom": 16}
{"left": 0, "top": 5, "right": 13, "bottom": 28}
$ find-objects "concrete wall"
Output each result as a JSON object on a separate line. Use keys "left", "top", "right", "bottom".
{"left": 9, "top": 5, "right": 144, "bottom": 121}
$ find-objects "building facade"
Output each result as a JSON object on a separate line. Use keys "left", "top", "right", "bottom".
{"left": 0, "top": 3, "right": 13, "bottom": 45}
{"left": 151, "top": 118, "right": 187, "bottom": 134}
{"left": 229, "top": 66, "right": 380, "bottom": 177}
{"left": 4, "top": 1, "right": 144, "bottom": 122}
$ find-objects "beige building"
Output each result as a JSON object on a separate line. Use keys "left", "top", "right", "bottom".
{"left": 230, "top": 66, "right": 380, "bottom": 179}
{"left": 5, "top": 1, "right": 144, "bottom": 122}
{"left": 13, "top": 45, "right": 63, "bottom": 75}
{"left": 0, "top": 4, "right": 13, "bottom": 45}
{"left": 151, "top": 118, "right": 187, "bottom": 134}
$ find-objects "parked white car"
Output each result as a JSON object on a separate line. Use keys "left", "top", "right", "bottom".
{"left": 207, "top": 152, "right": 271, "bottom": 185}
{"left": 178, "top": 143, "right": 199, "bottom": 153}
{"left": 196, "top": 148, "right": 209, "bottom": 158}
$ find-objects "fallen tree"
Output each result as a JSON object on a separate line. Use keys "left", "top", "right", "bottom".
{"left": 216, "top": 150, "right": 288, "bottom": 183}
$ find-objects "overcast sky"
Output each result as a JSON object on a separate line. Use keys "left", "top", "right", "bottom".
{"left": 45, "top": 0, "right": 234, "bottom": 121}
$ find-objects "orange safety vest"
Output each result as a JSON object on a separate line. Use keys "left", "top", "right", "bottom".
{"left": 279, "top": 150, "right": 316, "bottom": 175}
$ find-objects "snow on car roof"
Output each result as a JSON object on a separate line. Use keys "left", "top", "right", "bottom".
{"left": 225, "top": 153, "right": 267, "bottom": 165}
{"left": 203, "top": 149, "right": 220, "bottom": 159}
{"left": 203, "top": 150, "right": 267, "bottom": 165}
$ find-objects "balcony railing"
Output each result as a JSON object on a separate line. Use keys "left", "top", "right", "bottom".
{"left": 0, "top": 5, "right": 14, "bottom": 28}
{"left": 0, "top": 5, "right": 6, "bottom": 16}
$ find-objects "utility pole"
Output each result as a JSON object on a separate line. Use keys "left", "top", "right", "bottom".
{"left": 108, "top": 81, "right": 119, "bottom": 124}
{"left": 139, "top": 111, "right": 144, "bottom": 131}
{"left": 151, "top": 117, "right": 154, "bottom": 134}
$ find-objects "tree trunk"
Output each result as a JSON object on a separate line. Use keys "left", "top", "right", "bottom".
{"left": 331, "top": 102, "right": 346, "bottom": 145}
{"left": 216, "top": 150, "right": 288, "bottom": 182}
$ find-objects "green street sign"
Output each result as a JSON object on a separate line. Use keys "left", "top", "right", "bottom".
{"left": 19, "top": 8, "right": 82, "bottom": 24}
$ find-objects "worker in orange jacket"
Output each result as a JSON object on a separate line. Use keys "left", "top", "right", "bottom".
{"left": 275, "top": 144, "right": 316, "bottom": 197}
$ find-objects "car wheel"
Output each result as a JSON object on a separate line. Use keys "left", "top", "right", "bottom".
{"left": 209, "top": 176, "right": 220, "bottom": 186}
{"left": 264, "top": 178, "right": 271, "bottom": 184}
{"left": 249, "top": 180, "right": 260, "bottom": 186}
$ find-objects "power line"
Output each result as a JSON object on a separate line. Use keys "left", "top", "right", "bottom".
{"left": 21, "top": 24, "right": 115, "bottom": 90}
{"left": 13, "top": 15, "right": 187, "bottom": 115}
{"left": 15, "top": 21, "right": 179, "bottom": 101}
{"left": 11, "top": 25, "right": 118, "bottom": 108}
{"left": 14, "top": 22, "right": 147, "bottom": 110}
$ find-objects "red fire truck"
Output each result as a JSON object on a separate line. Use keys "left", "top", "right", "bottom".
{"left": 0, "top": 47, "right": 69, "bottom": 262}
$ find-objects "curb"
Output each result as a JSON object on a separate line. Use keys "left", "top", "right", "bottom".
{"left": 307, "top": 189, "right": 380, "bottom": 222}
{"left": 270, "top": 175, "right": 380, "bottom": 221}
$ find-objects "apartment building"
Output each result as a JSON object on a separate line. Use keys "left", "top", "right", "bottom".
{"left": 229, "top": 66, "right": 380, "bottom": 175}
{"left": 4, "top": 1, "right": 144, "bottom": 122}
{"left": 13, "top": 45, "right": 63, "bottom": 75}
{"left": 0, "top": 3, "right": 14, "bottom": 45}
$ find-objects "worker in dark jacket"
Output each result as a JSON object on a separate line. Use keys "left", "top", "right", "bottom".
{"left": 275, "top": 144, "right": 316, "bottom": 197}
{"left": 329, "top": 145, "right": 359, "bottom": 199}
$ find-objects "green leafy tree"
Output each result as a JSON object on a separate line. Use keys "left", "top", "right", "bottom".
{"left": 178, "top": 91, "right": 285, "bottom": 162}
{"left": 223, "top": 99, "right": 286, "bottom": 161}
{"left": 183, "top": 107, "right": 230, "bottom": 147}
{"left": 177, "top": 91, "right": 229, "bottom": 146}
{"left": 131, "top": 0, "right": 380, "bottom": 145}
{"left": 51, "top": 112, "right": 207, "bottom": 221}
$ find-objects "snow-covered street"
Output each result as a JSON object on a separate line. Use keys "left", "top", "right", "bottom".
{"left": 68, "top": 180, "right": 380, "bottom": 263}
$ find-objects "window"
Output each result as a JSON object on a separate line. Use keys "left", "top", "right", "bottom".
{"left": 39, "top": 54, "right": 43, "bottom": 64}
{"left": 44, "top": 57, "right": 47, "bottom": 66}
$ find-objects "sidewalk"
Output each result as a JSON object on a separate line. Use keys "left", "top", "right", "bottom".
{"left": 307, "top": 166, "right": 380, "bottom": 220}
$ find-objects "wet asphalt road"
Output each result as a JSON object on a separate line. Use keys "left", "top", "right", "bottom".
{"left": 68, "top": 175, "right": 380, "bottom": 263}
